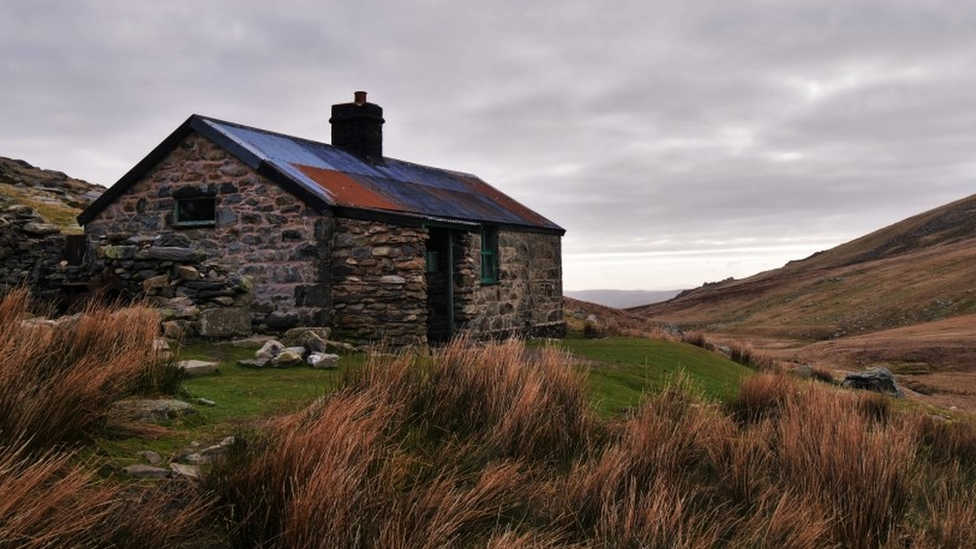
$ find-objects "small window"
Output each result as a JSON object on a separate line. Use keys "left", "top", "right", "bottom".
{"left": 480, "top": 226, "right": 498, "bottom": 284}
{"left": 174, "top": 197, "right": 216, "bottom": 227}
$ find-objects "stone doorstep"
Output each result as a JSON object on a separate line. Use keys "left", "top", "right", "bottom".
{"left": 176, "top": 359, "right": 220, "bottom": 376}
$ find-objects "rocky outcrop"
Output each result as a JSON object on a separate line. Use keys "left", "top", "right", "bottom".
{"left": 843, "top": 367, "right": 905, "bottom": 398}
{"left": 0, "top": 156, "right": 103, "bottom": 211}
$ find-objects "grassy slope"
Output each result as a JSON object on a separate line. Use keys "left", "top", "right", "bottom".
{"left": 99, "top": 336, "right": 750, "bottom": 463}
{"left": 637, "top": 192, "right": 976, "bottom": 341}
{"left": 546, "top": 337, "right": 752, "bottom": 414}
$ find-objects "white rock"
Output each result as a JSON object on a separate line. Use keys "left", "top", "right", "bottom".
{"left": 307, "top": 353, "right": 340, "bottom": 369}
{"left": 170, "top": 463, "right": 201, "bottom": 479}
{"left": 177, "top": 360, "right": 219, "bottom": 376}
{"left": 255, "top": 340, "right": 285, "bottom": 359}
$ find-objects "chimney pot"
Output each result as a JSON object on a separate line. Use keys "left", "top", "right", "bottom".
{"left": 354, "top": 91, "right": 367, "bottom": 104}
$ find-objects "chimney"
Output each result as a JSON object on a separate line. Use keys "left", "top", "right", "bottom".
{"left": 330, "top": 90, "right": 385, "bottom": 162}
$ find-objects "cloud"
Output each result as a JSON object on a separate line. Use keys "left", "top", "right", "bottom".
{"left": 2, "top": 0, "right": 975, "bottom": 290}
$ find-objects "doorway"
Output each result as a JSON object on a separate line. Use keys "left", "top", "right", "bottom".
{"left": 425, "top": 228, "right": 456, "bottom": 343}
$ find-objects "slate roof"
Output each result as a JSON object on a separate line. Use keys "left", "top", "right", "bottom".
{"left": 79, "top": 115, "right": 564, "bottom": 234}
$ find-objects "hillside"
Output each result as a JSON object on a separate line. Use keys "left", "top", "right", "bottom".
{"left": 638, "top": 192, "right": 976, "bottom": 341}
{"left": 0, "top": 156, "right": 102, "bottom": 230}
{"left": 637, "top": 192, "right": 976, "bottom": 410}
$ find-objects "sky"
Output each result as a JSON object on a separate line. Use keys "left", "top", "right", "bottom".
{"left": 2, "top": 1, "right": 975, "bottom": 291}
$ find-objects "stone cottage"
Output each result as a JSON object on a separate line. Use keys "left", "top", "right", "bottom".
{"left": 78, "top": 92, "right": 565, "bottom": 345}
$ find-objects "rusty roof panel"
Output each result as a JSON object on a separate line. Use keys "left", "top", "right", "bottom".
{"left": 202, "top": 116, "right": 563, "bottom": 232}
{"left": 294, "top": 165, "right": 404, "bottom": 212}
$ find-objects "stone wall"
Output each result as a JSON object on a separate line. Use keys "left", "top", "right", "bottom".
{"left": 93, "top": 232, "right": 253, "bottom": 339}
{"left": 457, "top": 229, "right": 565, "bottom": 338}
{"left": 0, "top": 201, "right": 81, "bottom": 303}
{"left": 84, "top": 132, "right": 330, "bottom": 332}
{"left": 331, "top": 218, "right": 428, "bottom": 346}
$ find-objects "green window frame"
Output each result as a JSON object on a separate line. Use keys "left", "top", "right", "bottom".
{"left": 480, "top": 225, "right": 499, "bottom": 284}
{"left": 173, "top": 196, "right": 217, "bottom": 227}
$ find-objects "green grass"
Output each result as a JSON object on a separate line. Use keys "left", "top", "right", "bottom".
{"left": 97, "top": 337, "right": 749, "bottom": 462}
{"left": 96, "top": 341, "right": 368, "bottom": 464}
{"left": 535, "top": 337, "right": 754, "bottom": 415}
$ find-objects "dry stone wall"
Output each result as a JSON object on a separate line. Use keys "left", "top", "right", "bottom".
{"left": 84, "top": 132, "right": 330, "bottom": 333}
{"left": 457, "top": 229, "right": 565, "bottom": 338}
{"left": 0, "top": 201, "right": 80, "bottom": 303}
{"left": 331, "top": 218, "right": 428, "bottom": 346}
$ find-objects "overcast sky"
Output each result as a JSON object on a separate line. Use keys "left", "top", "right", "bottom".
{"left": 2, "top": 1, "right": 975, "bottom": 291}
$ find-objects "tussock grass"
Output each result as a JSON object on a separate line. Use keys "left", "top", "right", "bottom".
{"left": 3, "top": 297, "right": 976, "bottom": 549}
{"left": 0, "top": 289, "right": 209, "bottom": 549}
{"left": 0, "top": 289, "right": 181, "bottom": 451}
{"left": 209, "top": 340, "right": 975, "bottom": 549}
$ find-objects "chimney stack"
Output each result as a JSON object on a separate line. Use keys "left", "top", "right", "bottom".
{"left": 330, "top": 91, "right": 384, "bottom": 162}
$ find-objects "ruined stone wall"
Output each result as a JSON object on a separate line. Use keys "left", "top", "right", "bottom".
{"left": 0, "top": 202, "right": 78, "bottom": 302}
{"left": 84, "top": 132, "right": 330, "bottom": 333}
{"left": 331, "top": 218, "right": 428, "bottom": 346}
{"left": 457, "top": 229, "right": 564, "bottom": 338}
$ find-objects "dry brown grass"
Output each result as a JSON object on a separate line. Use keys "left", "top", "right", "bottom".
{"left": 0, "top": 288, "right": 180, "bottom": 451}
{"left": 0, "top": 444, "right": 116, "bottom": 549}
{"left": 0, "top": 442, "right": 213, "bottom": 549}
{"left": 2, "top": 320, "right": 967, "bottom": 549}
{"left": 204, "top": 340, "right": 976, "bottom": 549}
{"left": 0, "top": 289, "right": 210, "bottom": 549}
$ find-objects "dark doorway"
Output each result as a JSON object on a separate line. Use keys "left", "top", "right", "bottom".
{"left": 425, "top": 228, "right": 455, "bottom": 343}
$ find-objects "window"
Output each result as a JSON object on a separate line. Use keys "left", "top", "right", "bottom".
{"left": 174, "top": 196, "right": 216, "bottom": 227}
{"left": 480, "top": 225, "right": 498, "bottom": 284}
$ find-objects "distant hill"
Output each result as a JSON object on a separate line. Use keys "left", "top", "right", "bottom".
{"left": 564, "top": 289, "right": 682, "bottom": 308}
{"left": 0, "top": 156, "right": 103, "bottom": 231}
{"left": 637, "top": 192, "right": 976, "bottom": 346}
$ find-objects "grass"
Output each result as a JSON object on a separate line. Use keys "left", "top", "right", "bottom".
{"left": 538, "top": 336, "right": 753, "bottom": 415}
{"left": 0, "top": 183, "right": 85, "bottom": 232}
{"left": 95, "top": 341, "right": 369, "bottom": 463}
{"left": 0, "top": 289, "right": 180, "bottom": 452}
{"left": 5, "top": 292, "right": 976, "bottom": 549}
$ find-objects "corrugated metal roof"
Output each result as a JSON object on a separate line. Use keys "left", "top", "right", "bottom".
{"left": 200, "top": 116, "right": 563, "bottom": 232}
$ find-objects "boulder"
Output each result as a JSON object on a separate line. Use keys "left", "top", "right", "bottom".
{"left": 198, "top": 307, "right": 251, "bottom": 338}
{"left": 300, "top": 331, "right": 328, "bottom": 353}
{"left": 255, "top": 340, "right": 284, "bottom": 359}
{"left": 789, "top": 365, "right": 814, "bottom": 379}
{"left": 177, "top": 359, "right": 219, "bottom": 377}
{"left": 137, "top": 450, "right": 163, "bottom": 466}
{"left": 307, "top": 353, "right": 340, "bottom": 369}
{"left": 122, "top": 464, "right": 170, "bottom": 479}
{"left": 169, "top": 463, "right": 201, "bottom": 480}
{"left": 112, "top": 399, "right": 196, "bottom": 424}
{"left": 284, "top": 346, "right": 308, "bottom": 357}
{"left": 272, "top": 349, "right": 304, "bottom": 368}
{"left": 842, "top": 367, "right": 905, "bottom": 398}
